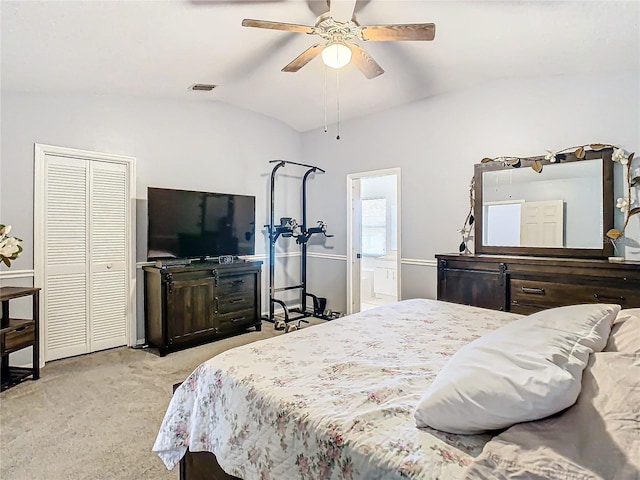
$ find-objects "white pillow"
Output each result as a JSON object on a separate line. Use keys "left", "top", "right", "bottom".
{"left": 414, "top": 303, "right": 620, "bottom": 434}
{"left": 604, "top": 308, "right": 640, "bottom": 353}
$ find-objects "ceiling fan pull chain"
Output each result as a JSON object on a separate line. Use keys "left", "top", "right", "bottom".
{"left": 336, "top": 69, "right": 341, "bottom": 140}
{"left": 324, "top": 66, "right": 328, "bottom": 133}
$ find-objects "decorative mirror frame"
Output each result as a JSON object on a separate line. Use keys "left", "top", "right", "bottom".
{"left": 474, "top": 148, "right": 614, "bottom": 259}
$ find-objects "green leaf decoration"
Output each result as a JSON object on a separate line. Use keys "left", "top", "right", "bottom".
{"left": 469, "top": 215, "right": 475, "bottom": 226}
{"left": 627, "top": 152, "right": 635, "bottom": 163}
{"left": 590, "top": 143, "right": 606, "bottom": 151}
{"left": 606, "top": 228, "right": 622, "bottom": 240}
{"left": 2, "top": 257, "right": 10, "bottom": 267}
{"left": 631, "top": 176, "right": 640, "bottom": 187}
{"left": 531, "top": 160, "right": 543, "bottom": 173}
{"left": 459, "top": 242, "right": 466, "bottom": 253}
{"left": 628, "top": 207, "right": 640, "bottom": 218}
{"left": 481, "top": 158, "right": 493, "bottom": 163}
{"left": 574, "top": 146, "right": 585, "bottom": 159}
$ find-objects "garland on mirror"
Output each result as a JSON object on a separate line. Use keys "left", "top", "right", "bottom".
{"left": 460, "top": 144, "right": 639, "bottom": 254}
{"left": 458, "top": 177, "right": 475, "bottom": 254}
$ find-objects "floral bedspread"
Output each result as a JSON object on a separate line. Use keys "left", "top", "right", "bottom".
{"left": 153, "top": 299, "right": 520, "bottom": 479}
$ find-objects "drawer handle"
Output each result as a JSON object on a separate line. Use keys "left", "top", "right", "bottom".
{"left": 13, "top": 327, "right": 27, "bottom": 333}
{"left": 230, "top": 316, "right": 245, "bottom": 323}
{"left": 593, "top": 293, "right": 626, "bottom": 302}
{"left": 230, "top": 298, "right": 245, "bottom": 304}
{"left": 231, "top": 279, "right": 245, "bottom": 286}
{"left": 521, "top": 287, "right": 545, "bottom": 295}
{"left": 511, "top": 300, "right": 545, "bottom": 309}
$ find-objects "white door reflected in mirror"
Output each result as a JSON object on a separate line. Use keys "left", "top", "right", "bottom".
{"left": 520, "top": 200, "right": 564, "bottom": 247}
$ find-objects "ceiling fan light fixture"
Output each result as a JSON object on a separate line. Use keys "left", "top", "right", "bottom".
{"left": 321, "top": 42, "right": 352, "bottom": 69}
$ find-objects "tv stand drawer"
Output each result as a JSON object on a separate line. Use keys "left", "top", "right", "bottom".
{"left": 217, "top": 273, "right": 255, "bottom": 295}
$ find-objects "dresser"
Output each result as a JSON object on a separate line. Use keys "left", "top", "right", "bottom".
{"left": 436, "top": 254, "right": 640, "bottom": 314}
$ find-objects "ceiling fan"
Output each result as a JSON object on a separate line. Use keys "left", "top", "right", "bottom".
{"left": 241, "top": 0, "right": 435, "bottom": 79}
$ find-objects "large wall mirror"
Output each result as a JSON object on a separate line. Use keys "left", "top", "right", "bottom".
{"left": 474, "top": 148, "right": 614, "bottom": 258}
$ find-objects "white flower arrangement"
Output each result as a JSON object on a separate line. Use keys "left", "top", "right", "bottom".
{"left": 612, "top": 148, "right": 628, "bottom": 165}
{"left": 608, "top": 147, "right": 639, "bottom": 241}
{"left": 544, "top": 150, "right": 557, "bottom": 163}
{"left": 616, "top": 196, "right": 634, "bottom": 213}
{"left": 0, "top": 225, "right": 23, "bottom": 267}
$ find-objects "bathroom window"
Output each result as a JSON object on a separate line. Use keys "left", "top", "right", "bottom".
{"left": 362, "top": 198, "right": 386, "bottom": 256}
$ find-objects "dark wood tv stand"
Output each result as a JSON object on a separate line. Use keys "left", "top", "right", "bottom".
{"left": 143, "top": 260, "right": 262, "bottom": 356}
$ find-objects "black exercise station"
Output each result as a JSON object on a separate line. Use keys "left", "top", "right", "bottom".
{"left": 264, "top": 160, "right": 333, "bottom": 332}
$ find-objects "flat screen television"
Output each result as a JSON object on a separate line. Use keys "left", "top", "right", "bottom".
{"left": 147, "top": 187, "right": 255, "bottom": 260}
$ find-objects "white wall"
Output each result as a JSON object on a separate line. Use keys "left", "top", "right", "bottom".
{"left": 0, "top": 92, "right": 304, "bottom": 347}
{"left": 2, "top": 72, "right": 638, "bottom": 352}
{"left": 302, "top": 72, "right": 640, "bottom": 312}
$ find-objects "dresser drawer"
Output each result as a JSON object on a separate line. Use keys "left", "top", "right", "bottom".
{"left": 1, "top": 320, "right": 36, "bottom": 354}
{"left": 510, "top": 278, "right": 640, "bottom": 314}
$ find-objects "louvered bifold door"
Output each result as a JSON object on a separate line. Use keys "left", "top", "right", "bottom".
{"left": 45, "top": 156, "right": 90, "bottom": 361}
{"left": 89, "top": 162, "right": 128, "bottom": 351}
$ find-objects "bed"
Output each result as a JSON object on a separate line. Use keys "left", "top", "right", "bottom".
{"left": 153, "top": 299, "right": 639, "bottom": 480}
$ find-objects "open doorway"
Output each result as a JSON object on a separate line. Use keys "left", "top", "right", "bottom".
{"left": 346, "top": 169, "right": 401, "bottom": 314}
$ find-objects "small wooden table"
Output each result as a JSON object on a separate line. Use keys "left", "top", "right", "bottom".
{"left": 1, "top": 286, "right": 41, "bottom": 392}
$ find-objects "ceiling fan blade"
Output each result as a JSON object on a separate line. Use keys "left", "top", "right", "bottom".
{"left": 348, "top": 44, "right": 384, "bottom": 79}
{"left": 329, "top": 0, "right": 357, "bottom": 23}
{"left": 308, "top": 0, "right": 331, "bottom": 17}
{"left": 242, "top": 19, "right": 314, "bottom": 34}
{"left": 361, "top": 23, "right": 436, "bottom": 41}
{"left": 282, "top": 43, "right": 325, "bottom": 72}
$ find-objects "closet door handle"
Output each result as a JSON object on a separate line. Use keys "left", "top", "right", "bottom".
{"left": 593, "top": 293, "right": 625, "bottom": 302}
{"left": 214, "top": 297, "right": 219, "bottom": 314}
{"left": 521, "top": 287, "right": 545, "bottom": 295}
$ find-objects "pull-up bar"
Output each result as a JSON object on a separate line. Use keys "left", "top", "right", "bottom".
{"left": 264, "top": 159, "right": 333, "bottom": 331}
{"left": 269, "top": 159, "right": 326, "bottom": 174}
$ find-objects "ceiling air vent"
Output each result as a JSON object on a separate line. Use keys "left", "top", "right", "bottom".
{"left": 190, "top": 84, "right": 217, "bottom": 91}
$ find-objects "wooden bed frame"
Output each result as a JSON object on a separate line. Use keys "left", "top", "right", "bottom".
{"left": 180, "top": 450, "right": 238, "bottom": 480}
{"left": 173, "top": 383, "right": 239, "bottom": 480}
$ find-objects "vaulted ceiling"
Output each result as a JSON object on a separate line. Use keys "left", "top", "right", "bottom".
{"left": 1, "top": 1, "right": 638, "bottom": 132}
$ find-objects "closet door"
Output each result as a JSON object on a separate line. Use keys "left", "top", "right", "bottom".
{"left": 89, "top": 162, "right": 128, "bottom": 351}
{"left": 43, "top": 154, "right": 130, "bottom": 361}
{"left": 45, "top": 155, "right": 90, "bottom": 360}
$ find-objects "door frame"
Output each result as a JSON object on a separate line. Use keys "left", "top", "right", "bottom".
{"left": 34, "top": 144, "right": 137, "bottom": 367}
{"left": 346, "top": 168, "right": 401, "bottom": 315}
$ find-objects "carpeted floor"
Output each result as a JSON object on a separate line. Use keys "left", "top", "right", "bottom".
{"left": 0, "top": 321, "right": 321, "bottom": 480}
